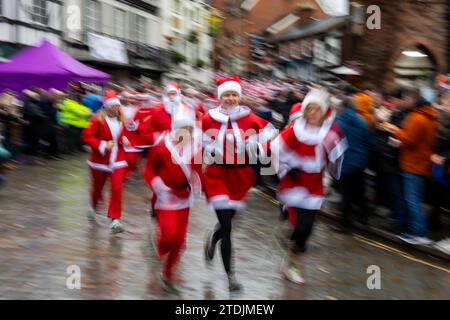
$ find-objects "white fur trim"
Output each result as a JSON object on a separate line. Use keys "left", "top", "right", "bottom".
{"left": 289, "top": 111, "right": 302, "bottom": 122}
{"left": 152, "top": 176, "right": 193, "bottom": 210}
{"left": 99, "top": 141, "right": 107, "bottom": 156}
{"left": 87, "top": 160, "right": 128, "bottom": 172}
{"left": 165, "top": 84, "right": 180, "bottom": 94}
{"left": 124, "top": 146, "right": 144, "bottom": 152}
{"left": 208, "top": 105, "right": 250, "bottom": 123}
{"left": 209, "top": 195, "right": 246, "bottom": 210}
{"left": 293, "top": 117, "right": 333, "bottom": 145}
{"left": 217, "top": 81, "right": 242, "bottom": 99}
{"left": 328, "top": 138, "right": 348, "bottom": 163}
{"left": 104, "top": 98, "right": 121, "bottom": 108}
{"left": 277, "top": 187, "right": 324, "bottom": 210}
{"left": 151, "top": 176, "right": 171, "bottom": 193}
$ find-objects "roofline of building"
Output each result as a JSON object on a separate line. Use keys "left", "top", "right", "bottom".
{"left": 115, "top": 0, "right": 159, "bottom": 16}
{"left": 268, "top": 15, "right": 349, "bottom": 43}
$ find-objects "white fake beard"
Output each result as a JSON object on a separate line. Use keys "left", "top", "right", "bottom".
{"left": 162, "top": 94, "right": 181, "bottom": 113}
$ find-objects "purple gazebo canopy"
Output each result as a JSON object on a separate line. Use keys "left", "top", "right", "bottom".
{"left": 0, "top": 40, "right": 110, "bottom": 93}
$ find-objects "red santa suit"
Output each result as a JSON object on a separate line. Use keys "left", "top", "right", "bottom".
{"left": 289, "top": 103, "right": 303, "bottom": 123}
{"left": 82, "top": 97, "right": 128, "bottom": 220}
{"left": 202, "top": 77, "right": 276, "bottom": 210}
{"left": 143, "top": 107, "right": 203, "bottom": 284}
{"left": 121, "top": 92, "right": 156, "bottom": 176}
{"left": 141, "top": 83, "right": 196, "bottom": 215}
{"left": 140, "top": 83, "right": 195, "bottom": 147}
{"left": 271, "top": 90, "right": 347, "bottom": 228}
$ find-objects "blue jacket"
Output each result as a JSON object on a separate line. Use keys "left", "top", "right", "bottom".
{"left": 336, "top": 107, "right": 374, "bottom": 174}
{"left": 82, "top": 94, "right": 103, "bottom": 113}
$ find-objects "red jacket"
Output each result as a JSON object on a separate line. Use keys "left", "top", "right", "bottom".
{"left": 201, "top": 106, "right": 276, "bottom": 165}
{"left": 140, "top": 104, "right": 173, "bottom": 147}
{"left": 122, "top": 106, "right": 155, "bottom": 151}
{"left": 143, "top": 133, "right": 203, "bottom": 210}
{"left": 272, "top": 119, "right": 347, "bottom": 210}
{"left": 82, "top": 114, "right": 127, "bottom": 172}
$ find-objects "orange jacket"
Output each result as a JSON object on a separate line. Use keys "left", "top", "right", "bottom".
{"left": 354, "top": 93, "right": 376, "bottom": 130}
{"left": 394, "top": 104, "right": 438, "bottom": 176}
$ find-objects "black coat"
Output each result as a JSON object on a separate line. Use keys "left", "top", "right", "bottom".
{"left": 374, "top": 109, "right": 409, "bottom": 174}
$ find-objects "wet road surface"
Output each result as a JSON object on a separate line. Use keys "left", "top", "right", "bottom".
{"left": 0, "top": 155, "right": 449, "bottom": 299}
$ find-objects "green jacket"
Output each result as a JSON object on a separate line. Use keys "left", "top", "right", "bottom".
{"left": 59, "top": 99, "right": 92, "bottom": 128}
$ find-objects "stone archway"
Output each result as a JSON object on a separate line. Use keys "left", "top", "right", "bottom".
{"left": 393, "top": 45, "right": 437, "bottom": 89}
{"left": 382, "top": 34, "right": 447, "bottom": 90}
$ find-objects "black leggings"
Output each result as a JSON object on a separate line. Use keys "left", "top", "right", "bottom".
{"left": 290, "top": 208, "right": 316, "bottom": 248}
{"left": 212, "top": 209, "right": 236, "bottom": 274}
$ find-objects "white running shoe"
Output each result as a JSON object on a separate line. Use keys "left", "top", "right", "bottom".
{"left": 282, "top": 262, "right": 305, "bottom": 285}
{"left": 434, "top": 238, "right": 450, "bottom": 255}
{"left": 110, "top": 219, "right": 124, "bottom": 234}
{"left": 87, "top": 208, "right": 97, "bottom": 221}
{"left": 399, "top": 234, "right": 433, "bottom": 245}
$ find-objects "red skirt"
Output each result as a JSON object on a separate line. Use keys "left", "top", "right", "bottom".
{"left": 204, "top": 164, "right": 256, "bottom": 210}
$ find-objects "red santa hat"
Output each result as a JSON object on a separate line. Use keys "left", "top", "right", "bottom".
{"left": 289, "top": 103, "right": 303, "bottom": 122}
{"left": 301, "top": 89, "right": 330, "bottom": 115}
{"left": 164, "top": 82, "right": 181, "bottom": 95}
{"left": 216, "top": 76, "right": 242, "bottom": 99}
{"left": 103, "top": 92, "right": 121, "bottom": 109}
{"left": 104, "top": 89, "right": 117, "bottom": 100}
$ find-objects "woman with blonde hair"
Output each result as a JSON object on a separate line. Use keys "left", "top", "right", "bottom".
{"left": 272, "top": 89, "right": 347, "bottom": 284}
{"left": 82, "top": 93, "right": 130, "bottom": 233}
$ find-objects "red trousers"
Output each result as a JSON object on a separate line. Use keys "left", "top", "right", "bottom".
{"left": 155, "top": 208, "right": 189, "bottom": 282}
{"left": 125, "top": 152, "right": 142, "bottom": 178}
{"left": 90, "top": 168, "right": 126, "bottom": 219}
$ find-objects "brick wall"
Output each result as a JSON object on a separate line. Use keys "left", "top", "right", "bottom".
{"left": 353, "top": 0, "right": 449, "bottom": 89}
{"left": 211, "top": 0, "right": 326, "bottom": 73}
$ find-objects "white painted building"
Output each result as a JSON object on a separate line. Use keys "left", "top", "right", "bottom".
{"left": 160, "top": 0, "right": 214, "bottom": 85}
{"left": 0, "top": 0, "right": 63, "bottom": 59}
{"left": 62, "top": 0, "right": 172, "bottom": 85}
{"left": 64, "top": 0, "right": 162, "bottom": 47}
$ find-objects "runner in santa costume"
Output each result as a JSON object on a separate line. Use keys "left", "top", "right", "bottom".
{"left": 140, "top": 83, "right": 195, "bottom": 216}
{"left": 271, "top": 88, "right": 347, "bottom": 284}
{"left": 143, "top": 104, "right": 203, "bottom": 294}
{"left": 120, "top": 91, "right": 155, "bottom": 179}
{"left": 140, "top": 82, "right": 194, "bottom": 146}
{"left": 202, "top": 76, "right": 276, "bottom": 292}
{"left": 82, "top": 94, "right": 130, "bottom": 233}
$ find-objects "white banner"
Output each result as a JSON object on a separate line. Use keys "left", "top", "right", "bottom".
{"left": 87, "top": 33, "right": 129, "bottom": 64}
{"left": 65, "top": 0, "right": 82, "bottom": 42}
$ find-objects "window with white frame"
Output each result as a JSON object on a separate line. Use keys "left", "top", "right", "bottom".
{"left": 32, "top": 0, "right": 47, "bottom": 25}
{"left": 135, "top": 15, "right": 146, "bottom": 43}
{"left": 86, "top": 0, "right": 100, "bottom": 32}
{"left": 173, "top": 0, "right": 181, "bottom": 13}
{"left": 113, "top": 8, "right": 126, "bottom": 39}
